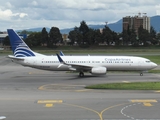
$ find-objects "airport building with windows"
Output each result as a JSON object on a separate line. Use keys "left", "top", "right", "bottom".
{"left": 123, "top": 13, "right": 150, "bottom": 35}
{"left": 0, "top": 31, "right": 27, "bottom": 49}
{"left": 0, "top": 32, "right": 8, "bottom": 47}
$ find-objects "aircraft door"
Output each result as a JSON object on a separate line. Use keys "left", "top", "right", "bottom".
{"left": 33, "top": 59, "right": 37, "bottom": 65}
{"left": 138, "top": 60, "right": 144, "bottom": 66}
{"left": 25, "top": 58, "right": 37, "bottom": 66}
{"left": 138, "top": 59, "right": 145, "bottom": 71}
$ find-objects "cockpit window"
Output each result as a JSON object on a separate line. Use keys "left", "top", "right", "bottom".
{"left": 146, "top": 61, "right": 150, "bottom": 63}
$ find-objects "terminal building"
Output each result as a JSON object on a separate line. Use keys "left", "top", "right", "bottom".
{"left": 0, "top": 32, "right": 8, "bottom": 47}
{"left": 0, "top": 31, "right": 27, "bottom": 49}
{"left": 123, "top": 13, "right": 150, "bottom": 35}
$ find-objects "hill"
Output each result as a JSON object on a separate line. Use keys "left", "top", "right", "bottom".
{"left": 18, "top": 15, "right": 160, "bottom": 34}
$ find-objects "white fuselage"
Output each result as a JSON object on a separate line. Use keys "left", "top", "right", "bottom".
{"left": 12, "top": 55, "right": 157, "bottom": 72}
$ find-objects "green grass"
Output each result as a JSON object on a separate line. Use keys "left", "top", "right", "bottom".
{"left": 140, "top": 55, "right": 160, "bottom": 65}
{"left": 149, "top": 70, "right": 160, "bottom": 73}
{"left": 86, "top": 82, "right": 160, "bottom": 90}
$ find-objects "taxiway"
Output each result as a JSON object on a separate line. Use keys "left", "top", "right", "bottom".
{"left": 0, "top": 56, "right": 160, "bottom": 120}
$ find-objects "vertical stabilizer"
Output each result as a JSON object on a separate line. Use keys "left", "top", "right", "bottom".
{"left": 7, "top": 29, "right": 35, "bottom": 57}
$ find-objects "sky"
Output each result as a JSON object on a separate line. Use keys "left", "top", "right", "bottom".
{"left": 0, "top": 0, "right": 160, "bottom": 31}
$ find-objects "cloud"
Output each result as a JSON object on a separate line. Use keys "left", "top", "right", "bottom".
{"left": 5, "top": 2, "right": 13, "bottom": 8}
{"left": 0, "top": 9, "right": 12, "bottom": 19}
{"left": 31, "top": 1, "right": 38, "bottom": 6}
{"left": 156, "top": 4, "right": 160, "bottom": 15}
{"left": 55, "top": 0, "right": 107, "bottom": 10}
{"left": 0, "top": 0, "right": 160, "bottom": 31}
{"left": 0, "top": 9, "right": 28, "bottom": 21}
{"left": 19, "top": 13, "right": 28, "bottom": 18}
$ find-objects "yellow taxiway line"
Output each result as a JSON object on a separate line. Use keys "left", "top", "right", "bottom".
{"left": 45, "top": 104, "right": 53, "bottom": 107}
{"left": 131, "top": 99, "right": 157, "bottom": 107}
{"left": 131, "top": 99, "right": 157, "bottom": 103}
{"left": 37, "top": 100, "right": 63, "bottom": 104}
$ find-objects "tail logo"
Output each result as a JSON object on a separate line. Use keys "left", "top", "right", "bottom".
{"left": 14, "top": 42, "right": 35, "bottom": 57}
{"left": 7, "top": 29, "right": 35, "bottom": 57}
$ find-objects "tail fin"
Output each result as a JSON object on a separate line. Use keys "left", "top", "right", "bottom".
{"left": 60, "top": 51, "right": 65, "bottom": 56}
{"left": 7, "top": 29, "right": 36, "bottom": 57}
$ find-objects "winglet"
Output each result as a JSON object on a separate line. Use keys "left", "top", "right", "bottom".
{"left": 56, "top": 54, "right": 67, "bottom": 68}
{"left": 56, "top": 53, "right": 64, "bottom": 63}
{"left": 60, "top": 51, "right": 65, "bottom": 56}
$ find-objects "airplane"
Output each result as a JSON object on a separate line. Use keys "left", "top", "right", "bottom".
{"left": 7, "top": 29, "right": 157, "bottom": 77}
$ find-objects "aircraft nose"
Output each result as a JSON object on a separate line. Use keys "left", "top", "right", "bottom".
{"left": 152, "top": 62, "right": 157, "bottom": 68}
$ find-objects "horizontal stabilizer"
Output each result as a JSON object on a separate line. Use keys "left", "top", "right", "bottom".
{"left": 8, "top": 55, "right": 24, "bottom": 60}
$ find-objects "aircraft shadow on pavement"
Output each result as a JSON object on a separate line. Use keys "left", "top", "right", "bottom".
{"left": 67, "top": 75, "right": 107, "bottom": 80}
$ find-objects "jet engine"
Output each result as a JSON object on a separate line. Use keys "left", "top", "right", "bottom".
{"left": 91, "top": 67, "right": 107, "bottom": 75}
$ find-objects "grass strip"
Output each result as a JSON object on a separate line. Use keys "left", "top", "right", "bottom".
{"left": 149, "top": 70, "right": 160, "bottom": 73}
{"left": 141, "top": 55, "right": 160, "bottom": 65}
{"left": 86, "top": 82, "right": 160, "bottom": 90}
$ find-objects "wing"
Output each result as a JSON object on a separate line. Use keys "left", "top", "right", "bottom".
{"left": 68, "top": 64, "right": 92, "bottom": 71}
{"left": 56, "top": 54, "right": 92, "bottom": 71}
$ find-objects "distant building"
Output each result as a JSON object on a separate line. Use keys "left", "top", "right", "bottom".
{"left": 0, "top": 32, "right": 27, "bottom": 47}
{"left": 0, "top": 33, "right": 8, "bottom": 46}
{"left": 19, "top": 34, "right": 27, "bottom": 39}
{"left": 99, "top": 28, "right": 103, "bottom": 34}
{"left": 62, "top": 34, "right": 70, "bottom": 45}
{"left": 123, "top": 13, "right": 150, "bottom": 35}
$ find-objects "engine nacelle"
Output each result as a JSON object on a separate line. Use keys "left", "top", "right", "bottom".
{"left": 91, "top": 67, "right": 107, "bottom": 75}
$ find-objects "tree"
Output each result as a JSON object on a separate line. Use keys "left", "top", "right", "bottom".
{"left": 79, "top": 21, "right": 89, "bottom": 45}
{"left": 20, "top": 30, "right": 27, "bottom": 34}
{"left": 85, "top": 28, "right": 96, "bottom": 45}
{"left": 150, "top": 26, "right": 158, "bottom": 45}
{"left": 19, "top": 30, "right": 33, "bottom": 34}
{"left": 122, "top": 29, "right": 128, "bottom": 45}
{"left": 41, "top": 27, "right": 48, "bottom": 47}
{"left": 150, "top": 26, "right": 156, "bottom": 38}
{"left": 102, "top": 25, "right": 113, "bottom": 45}
{"left": 25, "top": 32, "right": 41, "bottom": 47}
{"left": 3, "top": 36, "right": 10, "bottom": 46}
{"left": 68, "top": 27, "right": 82, "bottom": 45}
{"left": 156, "top": 33, "right": 160, "bottom": 45}
{"left": 112, "top": 31, "right": 119, "bottom": 46}
{"left": 122, "top": 24, "right": 135, "bottom": 46}
{"left": 93, "top": 29, "right": 102, "bottom": 45}
{"left": 138, "top": 25, "right": 150, "bottom": 46}
{"left": 130, "top": 29, "right": 137, "bottom": 46}
{"left": 49, "top": 27, "right": 62, "bottom": 48}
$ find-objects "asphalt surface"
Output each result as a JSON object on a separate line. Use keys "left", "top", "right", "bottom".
{"left": 0, "top": 56, "right": 160, "bottom": 120}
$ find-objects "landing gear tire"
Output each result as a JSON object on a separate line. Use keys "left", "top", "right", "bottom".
{"left": 140, "top": 73, "right": 143, "bottom": 76}
{"left": 79, "top": 72, "right": 84, "bottom": 77}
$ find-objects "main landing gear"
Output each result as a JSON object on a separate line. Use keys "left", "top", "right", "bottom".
{"left": 140, "top": 72, "right": 143, "bottom": 76}
{"left": 79, "top": 72, "right": 84, "bottom": 77}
